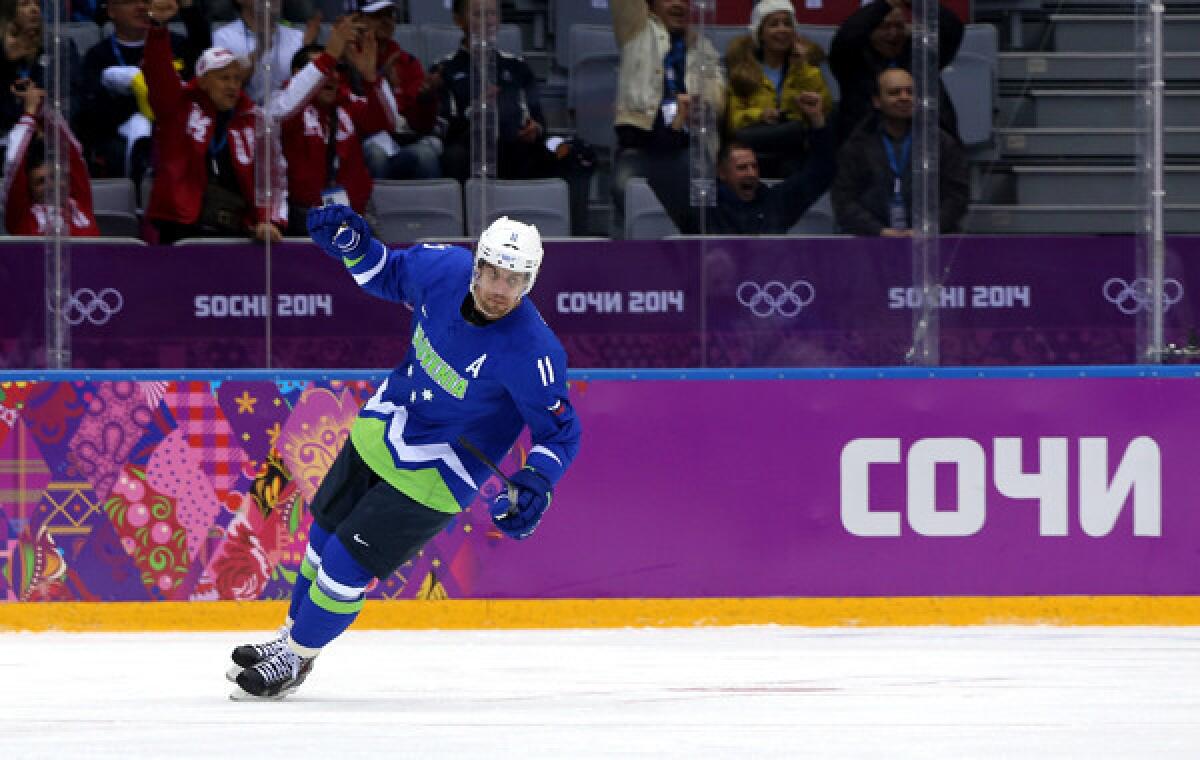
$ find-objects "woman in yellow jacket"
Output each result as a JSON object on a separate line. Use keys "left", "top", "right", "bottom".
{"left": 725, "top": 0, "right": 833, "bottom": 177}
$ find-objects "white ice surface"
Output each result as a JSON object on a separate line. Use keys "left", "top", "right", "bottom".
{"left": 1, "top": 626, "right": 1198, "bottom": 759}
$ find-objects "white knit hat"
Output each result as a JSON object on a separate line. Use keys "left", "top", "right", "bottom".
{"left": 750, "top": 0, "right": 797, "bottom": 47}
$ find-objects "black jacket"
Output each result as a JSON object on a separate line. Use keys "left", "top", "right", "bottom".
{"left": 433, "top": 46, "right": 545, "bottom": 148}
{"left": 829, "top": 0, "right": 963, "bottom": 143}
{"left": 831, "top": 116, "right": 968, "bottom": 235}
{"left": 706, "top": 125, "right": 836, "bottom": 235}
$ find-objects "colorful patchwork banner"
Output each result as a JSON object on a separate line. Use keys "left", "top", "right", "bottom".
{"left": 1, "top": 374, "right": 1198, "bottom": 603}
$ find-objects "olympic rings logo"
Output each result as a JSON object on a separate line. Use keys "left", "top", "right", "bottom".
{"left": 60, "top": 288, "right": 124, "bottom": 326}
{"left": 736, "top": 280, "right": 815, "bottom": 318}
{"left": 1102, "top": 277, "right": 1183, "bottom": 315}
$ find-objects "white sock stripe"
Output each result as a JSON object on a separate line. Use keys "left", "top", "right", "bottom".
{"left": 315, "top": 566, "right": 367, "bottom": 601}
{"left": 537, "top": 358, "right": 547, "bottom": 386}
{"left": 304, "top": 544, "right": 321, "bottom": 567}
{"left": 530, "top": 445, "right": 562, "bottom": 467}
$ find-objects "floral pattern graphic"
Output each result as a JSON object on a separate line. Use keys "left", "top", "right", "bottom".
{"left": 0, "top": 380, "right": 489, "bottom": 603}
{"left": 104, "top": 467, "right": 190, "bottom": 598}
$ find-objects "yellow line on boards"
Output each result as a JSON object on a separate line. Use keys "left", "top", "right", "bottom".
{"left": 1, "top": 597, "right": 1199, "bottom": 632}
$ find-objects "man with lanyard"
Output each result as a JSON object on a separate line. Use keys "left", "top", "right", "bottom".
{"left": 831, "top": 68, "right": 968, "bottom": 236}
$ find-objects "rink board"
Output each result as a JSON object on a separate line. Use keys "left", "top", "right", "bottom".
{"left": 1, "top": 369, "right": 1198, "bottom": 629}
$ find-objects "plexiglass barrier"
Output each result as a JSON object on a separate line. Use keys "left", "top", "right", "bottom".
{"left": 1, "top": 0, "right": 1190, "bottom": 370}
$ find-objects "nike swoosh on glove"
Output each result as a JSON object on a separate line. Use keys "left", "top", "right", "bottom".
{"left": 490, "top": 467, "right": 553, "bottom": 541}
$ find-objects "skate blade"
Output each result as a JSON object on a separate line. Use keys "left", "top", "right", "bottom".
{"left": 228, "top": 685, "right": 293, "bottom": 701}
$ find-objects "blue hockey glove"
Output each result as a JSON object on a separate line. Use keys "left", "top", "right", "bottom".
{"left": 306, "top": 204, "right": 372, "bottom": 260}
{"left": 490, "top": 468, "right": 553, "bottom": 541}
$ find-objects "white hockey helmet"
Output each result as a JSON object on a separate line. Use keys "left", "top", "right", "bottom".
{"left": 474, "top": 216, "right": 544, "bottom": 295}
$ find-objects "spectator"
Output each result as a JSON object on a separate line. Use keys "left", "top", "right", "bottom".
{"left": 709, "top": 91, "right": 833, "bottom": 235}
{"left": 724, "top": 0, "right": 832, "bottom": 178}
{"left": 829, "top": 0, "right": 962, "bottom": 144}
{"left": 831, "top": 68, "right": 967, "bottom": 236}
{"left": 273, "top": 19, "right": 399, "bottom": 235}
{"left": 143, "top": 7, "right": 286, "bottom": 243}
{"left": 3, "top": 83, "right": 99, "bottom": 236}
{"left": 212, "top": 0, "right": 319, "bottom": 104}
{"left": 434, "top": 0, "right": 595, "bottom": 236}
{"left": 73, "top": 0, "right": 210, "bottom": 185}
{"left": 610, "top": 0, "right": 726, "bottom": 236}
{"left": 0, "top": 0, "right": 83, "bottom": 133}
{"left": 353, "top": 0, "right": 441, "bottom": 180}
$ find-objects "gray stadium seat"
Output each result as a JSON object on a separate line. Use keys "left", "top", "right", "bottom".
{"left": 61, "top": 22, "right": 102, "bottom": 56}
{"left": 789, "top": 192, "right": 835, "bottom": 235}
{"left": 406, "top": 0, "right": 453, "bottom": 25}
{"left": 90, "top": 178, "right": 138, "bottom": 216}
{"left": 567, "top": 52, "right": 619, "bottom": 152}
{"left": 554, "top": 4, "right": 613, "bottom": 70}
{"left": 393, "top": 24, "right": 423, "bottom": 62}
{"left": 566, "top": 24, "right": 618, "bottom": 83}
{"left": 703, "top": 25, "right": 746, "bottom": 58}
{"left": 464, "top": 178, "right": 572, "bottom": 237}
{"left": 421, "top": 23, "right": 522, "bottom": 68}
{"left": 91, "top": 178, "right": 140, "bottom": 235}
{"left": 958, "top": 23, "right": 998, "bottom": 60}
{"left": 92, "top": 211, "right": 141, "bottom": 238}
{"left": 942, "top": 52, "right": 995, "bottom": 149}
{"left": 624, "top": 178, "right": 679, "bottom": 240}
{"left": 371, "top": 179, "right": 465, "bottom": 242}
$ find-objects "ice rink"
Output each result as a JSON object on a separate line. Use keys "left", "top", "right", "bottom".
{"left": 1, "top": 626, "right": 1198, "bottom": 758}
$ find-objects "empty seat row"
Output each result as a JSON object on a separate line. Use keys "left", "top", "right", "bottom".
{"left": 89, "top": 177, "right": 574, "bottom": 243}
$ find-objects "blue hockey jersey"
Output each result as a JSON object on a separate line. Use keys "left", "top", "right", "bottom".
{"left": 341, "top": 238, "right": 581, "bottom": 514}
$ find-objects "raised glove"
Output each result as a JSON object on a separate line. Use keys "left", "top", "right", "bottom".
{"left": 306, "top": 203, "right": 372, "bottom": 260}
{"left": 490, "top": 468, "right": 553, "bottom": 541}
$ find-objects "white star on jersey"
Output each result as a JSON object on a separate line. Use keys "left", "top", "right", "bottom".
{"left": 422, "top": 388, "right": 434, "bottom": 401}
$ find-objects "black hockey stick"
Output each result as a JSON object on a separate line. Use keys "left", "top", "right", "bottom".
{"left": 457, "top": 436, "right": 519, "bottom": 516}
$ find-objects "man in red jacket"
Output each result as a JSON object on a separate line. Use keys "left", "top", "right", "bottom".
{"left": 3, "top": 83, "right": 100, "bottom": 237}
{"left": 143, "top": 0, "right": 287, "bottom": 244}
{"left": 273, "top": 16, "right": 399, "bottom": 235}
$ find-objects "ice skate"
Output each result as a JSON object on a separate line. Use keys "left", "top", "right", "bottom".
{"left": 231, "top": 647, "right": 315, "bottom": 700}
{"left": 226, "top": 626, "right": 289, "bottom": 682}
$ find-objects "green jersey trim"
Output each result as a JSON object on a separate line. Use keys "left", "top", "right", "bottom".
{"left": 350, "top": 416, "right": 462, "bottom": 514}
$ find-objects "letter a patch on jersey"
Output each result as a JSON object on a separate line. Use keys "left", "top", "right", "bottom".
{"left": 465, "top": 353, "right": 488, "bottom": 378}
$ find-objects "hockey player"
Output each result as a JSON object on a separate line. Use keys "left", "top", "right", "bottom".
{"left": 227, "top": 204, "right": 581, "bottom": 699}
